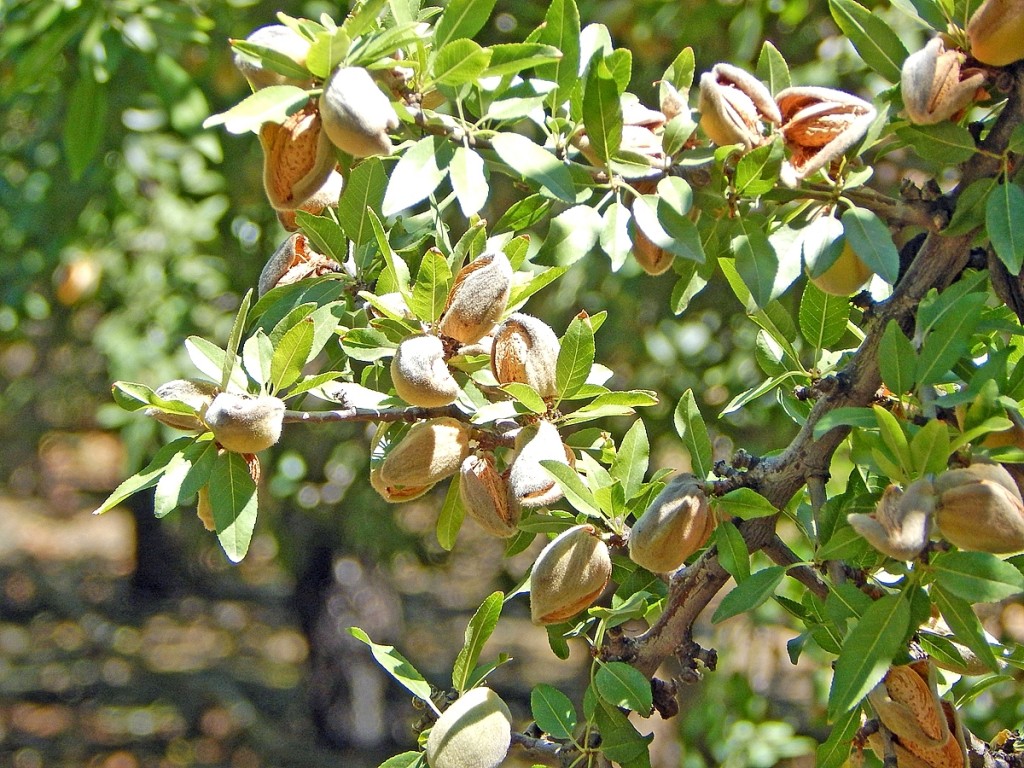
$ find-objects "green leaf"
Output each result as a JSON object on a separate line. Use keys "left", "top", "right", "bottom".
{"left": 409, "top": 249, "right": 453, "bottom": 323}
{"left": 931, "top": 585, "right": 1001, "bottom": 672}
{"left": 799, "top": 283, "right": 849, "bottom": 350}
{"left": 873, "top": 404, "right": 912, "bottom": 477}
{"left": 755, "top": 41, "right": 790, "bottom": 94}
{"left": 896, "top": 122, "right": 977, "bottom": 165}
{"left": 535, "top": 205, "right": 602, "bottom": 266}
{"left": 436, "top": 473, "right": 465, "bottom": 552}
{"left": 916, "top": 292, "right": 986, "bottom": 387}
{"left": 802, "top": 216, "right": 845, "bottom": 278}
{"left": 731, "top": 220, "right": 778, "bottom": 308}
{"left": 842, "top": 208, "right": 899, "bottom": 285}
{"left": 483, "top": 43, "right": 563, "bottom": 77}
{"left": 377, "top": 752, "right": 424, "bottom": 768}
{"left": 816, "top": 704, "right": 863, "bottom": 768}
{"left": 383, "top": 137, "right": 454, "bottom": 216}
{"left": 631, "top": 194, "right": 704, "bottom": 263}
{"left": 209, "top": 451, "right": 259, "bottom": 563}
{"left": 593, "top": 699, "right": 653, "bottom": 764}
{"left": 231, "top": 38, "right": 311, "bottom": 79}
{"left": 944, "top": 178, "right": 993, "bottom": 237}
{"left": 202, "top": 85, "right": 309, "bottom": 134}
{"left": 540, "top": 460, "right": 602, "bottom": 517}
{"left": 270, "top": 315, "right": 315, "bottom": 390}
{"left": 734, "top": 139, "right": 783, "bottom": 197}
{"left": 930, "top": 551, "right": 1024, "bottom": 603}
{"left": 601, "top": 201, "right": 633, "bottom": 271}
{"left": 64, "top": 75, "right": 107, "bottom": 180}
{"left": 673, "top": 390, "right": 713, "bottom": 480}
{"left": 987, "top": 182, "right": 1024, "bottom": 275}
{"left": 611, "top": 420, "right": 649, "bottom": 500}
{"left": 828, "top": 0, "right": 909, "bottom": 81}
{"left": 715, "top": 488, "right": 777, "bottom": 519}
{"left": 879, "top": 320, "right": 917, "bottom": 395}
{"left": 449, "top": 146, "right": 488, "bottom": 218}
{"left": 494, "top": 194, "right": 552, "bottom": 234}
{"left": 336, "top": 157, "right": 386, "bottom": 248}
{"left": 712, "top": 566, "right": 786, "bottom": 623}
{"left": 501, "top": 382, "right": 547, "bottom": 414}
{"left": 556, "top": 313, "right": 596, "bottom": 400}
{"left": 185, "top": 336, "right": 248, "bottom": 392}
{"left": 716, "top": 521, "right": 751, "bottom": 582}
{"left": 909, "top": 418, "right": 949, "bottom": 478}
{"left": 222, "top": 291, "right": 252, "bottom": 391}
{"left": 581, "top": 59, "right": 622, "bottom": 165}
{"left": 531, "top": 684, "right": 577, "bottom": 739}
{"left": 434, "top": 0, "right": 497, "bottom": 50}
{"left": 827, "top": 593, "right": 911, "bottom": 718}
{"left": 93, "top": 437, "right": 195, "bottom": 515}
{"left": 490, "top": 133, "right": 575, "bottom": 203}
{"left": 154, "top": 440, "right": 216, "bottom": 518}
{"left": 431, "top": 38, "right": 492, "bottom": 86}
{"left": 506, "top": 266, "right": 568, "bottom": 312}
{"left": 595, "top": 661, "right": 653, "bottom": 715}
{"left": 348, "top": 627, "right": 434, "bottom": 703}
{"left": 452, "top": 591, "right": 503, "bottom": 692}
{"left": 536, "top": 0, "right": 581, "bottom": 109}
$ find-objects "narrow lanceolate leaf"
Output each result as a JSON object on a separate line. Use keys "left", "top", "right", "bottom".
{"left": 452, "top": 591, "right": 503, "bottom": 692}
{"left": 348, "top": 627, "right": 434, "bottom": 704}
{"left": 929, "top": 552, "right": 1024, "bottom": 603}
{"left": 828, "top": 0, "right": 908, "bottom": 81}
{"left": 450, "top": 146, "right": 488, "bottom": 217}
{"left": 490, "top": 133, "right": 575, "bottom": 203}
{"left": 64, "top": 75, "right": 108, "bottom": 179}
{"left": 756, "top": 41, "right": 791, "bottom": 94}
{"left": 338, "top": 157, "right": 387, "bottom": 248}
{"left": 595, "top": 661, "right": 653, "bottom": 715}
{"left": 433, "top": 0, "right": 498, "bottom": 50}
{"left": 94, "top": 437, "right": 195, "bottom": 515}
{"left": 222, "top": 290, "right": 252, "bottom": 391}
{"left": 916, "top": 293, "right": 985, "bottom": 387}
{"left": 909, "top": 418, "right": 949, "bottom": 478}
{"left": 816, "top": 704, "right": 863, "bottom": 768}
{"left": 841, "top": 208, "right": 899, "bottom": 285}
{"left": 731, "top": 221, "right": 779, "bottom": 308}
{"left": 931, "top": 585, "right": 1001, "bottom": 672}
{"left": 673, "top": 390, "right": 712, "bottom": 480}
{"left": 715, "top": 488, "right": 777, "bottom": 519}
{"left": 556, "top": 313, "right": 596, "bottom": 400}
{"left": 827, "top": 593, "right": 910, "bottom": 718}
{"left": 611, "top": 420, "right": 649, "bottom": 500}
{"left": 209, "top": 451, "right": 259, "bottom": 563}
{"left": 377, "top": 753, "right": 423, "bottom": 768}
{"left": 896, "top": 123, "right": 977, "bottom": 165}
{"left": 712, "top": 566, "right": 786, "bottom": 623}
{"left": 202, "top": 85, "right": 309, "bottom": 134}
{"left": 531, "top": 684, "right": 577, "bottom": 740}
{"left": 540, "top": 460, "right": 602, "bottom": 517}
{"left": 270, "top": 316, "right": 315, "bottom": 390}
{"left": 986, "top": 182, "right": 1024, "bottom": 275}
{"left": 430, "top": 38, "right": 492, "bottom": 87}
{"left": 483, "top": 43, "right": 563, "bottom": 77}
{"left": 536, "top": 0, "right": 581, "bottom": 109}
{"left": 799, "top": 283, "right": 848, "bottom": 350}
{"left": 581, "top": 59, "right": 622, "bottom": 165}
{"left": 382, "top": 136, "right": 453, "bottom": 216}
{"left": 716, "top": 521, "right": 751, "bottom": 582}
{"left": 435, "top": 473, "right": 465, "bottom": 552}
{"left": 410, "top": 249, "right": 453, "bottom": 323}
{"left": 879, "top": 320, "right": 917, "bottom": 395}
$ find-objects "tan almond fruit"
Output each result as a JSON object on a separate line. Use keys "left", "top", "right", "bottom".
{"left": 530, "top": 524, "right": 612, "bottom": 624}
{"left": 390, "top": 334, "right": 461, "bottom": 407}
{"left": 438, "top": 251, "right": 513, "bottom": 344}
{"left": 259, "top": 102, "right": 336, "bottom": 211}
{"left": 232, "top": 25, "right": 312, "bottom": 91}
{"left": 808, "top": 240, "right": 874, "bottom": 296}
{"left": 204, "top": 392, "right": 285, "bottom": 453}
{"left": 369, "top": 465, "right": 434, "bottom": 503}
{"left": 146, "top": 378, "right": 219, "bottom": 431}
{"left": 934, "top": 463, "right": 1024, "bottom": 553}
{"left": 491, "top": 313, "right": 560, "bottom": 399}
{"left": 426, "top": 687, "right": 513, "bottom": 768}
{"left": 276, "top": 170, "right": 344, "bottom": 231}
{"left": 196, "top": 486, "right": 215, "bottom": 531}
{"left": 460, "top": 454, "right": 520, "bottom": 538}
{"left": 902, "top": 38, "right": 986, "bottom": 125}
{"left": 629, "top": 474, "right": 714, "bottom": 572}
{"left": 507, "top": 420, "right": 571, "bottom": 509}
{"left": 847, "top": 479, "right": 933, "bottom": 560}
{"left": 698, "top": 63, "right": 780, "bottom": 150}
{"left": 378, "top": 418, "right": 470, "bottom": 488}
{"left": 319, "top": 66, "right": 400, "bottom": 158}
{"left": 258, "top": 232, "right": 343, "bottom": 297}
{"left": 776, "top": 86, "right": 876, "bottom": 183}
{"left": 632, "top": 229, "right": 675, "bottom": 276}
{"left": 968, "top": 0, "right": 1024, "bottom": 66}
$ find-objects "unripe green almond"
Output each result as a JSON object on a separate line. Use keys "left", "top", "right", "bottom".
{"left": 491, "top": 313, "right": 560, "bottom": 399}
{"left": 531, "top": 524, "right": 611, "bottom": 624}
{"left": 391, "top": 334, "right": 461, "bottom": 407}
{"left": 378, "top": 418, "right": 471, "bottom": 488}
{"left": 204, "top": 393, "right": 285, "bottom": 453}
{"left": 460, "top": 454, "right": 519, "bottom": 538}
{"left": 426, "top": 687, "right": 513, "bottom": 768}
{"left": 508, "top": 420, "right": 571, "bottom": 509}
{"left": 934, "top": 463, "right": 1024, "bottom": 553}
{"left": 438, "top": 251, "right": 513, "bottom": 344}
{"left": 233, "top": 25, "right": 312, "bottom": 91}
{"left": 146, "top": 378, "right": 219, "bottom": 431}
{"left": 320, "top": 66, "right": 400, "bottom": 158}
{"left": 629, "top": 474, "right": 714, "bottom": 572}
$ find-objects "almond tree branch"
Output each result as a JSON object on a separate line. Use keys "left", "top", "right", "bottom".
{"left": 623, "top": 63, "right": 1024, "bottom": 680}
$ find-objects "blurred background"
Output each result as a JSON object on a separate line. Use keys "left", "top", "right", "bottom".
{"left": 2, "top": 0, "right": 1022, "bottom": 766}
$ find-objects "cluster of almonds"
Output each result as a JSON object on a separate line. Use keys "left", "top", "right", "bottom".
{"left": 848, "top": 462, "right": 1024, "bottom": 559}
{"left": 232, "top": 24, "right": 404, "bottom": 230}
